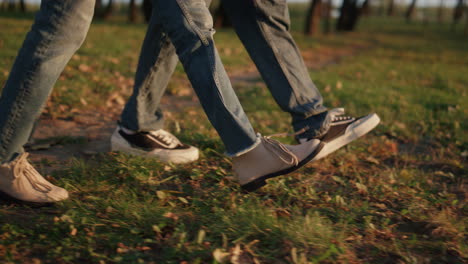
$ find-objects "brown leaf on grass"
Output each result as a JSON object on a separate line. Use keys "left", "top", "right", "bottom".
{"left": 365, "top": 156, "right": 380, "bottom": 165}
{"left": 355, "top": 182, "right": 368, "bottom": 195}
{"left": 274, "top": 208, "right": 292, "bottom": 218}
{"left": 231, "top": 244, "right": 258, "bottom": 264}
{"left": 213, "top": 248, "right": 231, "bottom": 264}
{"left": 80, "top": 97, "right": 88, "bottom": 106}
{"left": 336, "top": 81, "right": 343, "bottom": 90}
{"left": 163, "top": 212, "right": 179, "bottom": 221}
{"left": 108, "top": 57, "right": 120, "bottom": 64}
{"left": 106, "top": 92, "right": 126, "bottom": 107}
{"left": 78, "top": 64, "right": 93, "bottom": 73}
{"left": 137, "top": 246, "right": 151, "bottom": 251}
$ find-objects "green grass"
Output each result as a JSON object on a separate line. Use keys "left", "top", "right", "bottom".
{"left": 1, "top": 8, "right": 467, "bottom": 264}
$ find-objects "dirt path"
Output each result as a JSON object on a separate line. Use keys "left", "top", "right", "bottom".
{"left": 27, "top": 44, "right": 369, "bottom": 168}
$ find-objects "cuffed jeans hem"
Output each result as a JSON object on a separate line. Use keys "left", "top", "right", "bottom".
{"left": 118, "top": 120, "right": 165, "bottom": 133}
{"left": 293, "top": 110, "right": 332, "bottom": 139}
{"left": 225, "top": 133, "right": 262, "bottom": 158}
{"left": 0, "top": 151, "right": 22, "bottom": 165}
{"left": 292, "top": 105, "right": 328, "bottom": 120}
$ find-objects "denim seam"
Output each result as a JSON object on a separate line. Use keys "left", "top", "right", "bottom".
{"left": 257, "top": 23, "right": 311, "bottom": 114}
{"left": 175, "top": 0, "right": 209, "bottom": 46}
{"left": 135, "top": 36, "right": 171, "bottom": 131}
{"left": 158, "top": 0, "right": 256, "bottom": 156}
{"left": 252, "top": 2, "right": 311, "bottom": 116}
{"left": 207, "top": 41, "right": 224, "bottom": 102}
{"left": 0, "top": 0, "right": 71, "bottom": 160}
{"left": 174, "top": 0, "right": 225, "bottom": 104}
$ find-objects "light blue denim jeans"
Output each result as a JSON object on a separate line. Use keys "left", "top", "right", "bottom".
{"left": 0, "top": 0, "right": 261, "bottom": 162}
{"left": 120, "top": 0, "right": 331, "bottom": 143}
{"left": 120, "top": 0, "right": 261, "bottom": 156}
{"left": 0, "top": 0, "right": 95, "bottom": 163}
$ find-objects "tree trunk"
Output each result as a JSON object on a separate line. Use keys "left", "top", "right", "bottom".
{"left": 323, "top": 0, "right": 332, "bottom": 34}
{"left": 465, "top": 5, "right": 468, "bottom": 35}
{"left": 336, "top": 0, "right": 360, "bottom": 31}
{"left": 405, "top": 0, "right": 417, "bottom": 22}
{"left": 19, "top": 0, "right": 26, "bottom": 12}
{"left": 360, "top": 0, "right": 371, "bottom": 16}
{"left": 128, "top": 0, "right": 137, "bottom": 23}
{"left": 7, "top": 0, "right": 15, "bottom": 11}
{"left": 102, "top": 0, "right": 114, "bottom": 20}
{"left": 304, "top": 0, "right": 322, "bottom": 35}
{"left": 142, "top": 0, "right": 153, "bottom": 23}
{"left": 437, "top": 0, "right": 444, "bottom": 22}
{"left": 453, "top": 0, "right": 464, "bottom": 26}
{"left": 95, "top": 0, "right": 102, "bottom": 15}
{"left": 387, "top": 0, "right": 395, "bottom": 16}
{"left": 214, "top": 2, "right": 231, "bottom": 28}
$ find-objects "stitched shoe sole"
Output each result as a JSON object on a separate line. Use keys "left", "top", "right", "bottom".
{"left": 312, "top": 113, "right": 380, "bottom": 161}
{"left": 111, "top": 131, "right": 199, "bottom": 164}
{"left": 241, "top": 142, "right": 325, "bottom": 192}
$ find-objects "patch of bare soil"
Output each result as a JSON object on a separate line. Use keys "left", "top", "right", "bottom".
{"left": 27, "top": 44, "right": 371, "bottom": 169}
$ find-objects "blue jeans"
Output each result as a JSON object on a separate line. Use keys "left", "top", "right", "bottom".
{"left": 120, "top": 0, "right": 330, "bottom": 143}
{"left": 0, "top": 0, "right": 260, "bottom": 162}
{"left": 0, "top": 0, "right": 95, "bottom": 163}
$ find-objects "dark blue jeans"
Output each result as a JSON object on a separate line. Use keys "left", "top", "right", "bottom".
{"left": 120, "top": 0, "right": 330, "bottom": 145}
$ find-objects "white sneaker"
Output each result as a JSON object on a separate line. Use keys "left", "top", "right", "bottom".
{"left": 297, "top": 109, "right": 380, "bottom": 160}
{"left": 233, "top": 136, "right": 324, "bottom": 192}
{"left": 0, "top": 153, "right": 69, "bottom": 203}
{"left": 110, "top": 126, "right": 199, "bottom": 164}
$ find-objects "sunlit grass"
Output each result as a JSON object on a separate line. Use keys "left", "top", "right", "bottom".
{"left": 1, "top": 9, "right": 467, "bottom": 264}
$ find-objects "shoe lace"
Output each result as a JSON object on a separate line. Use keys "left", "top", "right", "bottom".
{"left": 262, "top": 137, "right": 298, "bottom": 166}
{"left": 267, "top": 108, "right": 349, "bottom": 139}
{"left": 332, "top": 115, "right": 354, "bottom": 122}
{"left": 152, "top": 130, "right": 180, "bottom": 146}
{"left": 329, "top": 108, "right": 354, "bottom": 122}
{"left": 13, "top": 153, "right": 52, "bottom": 193}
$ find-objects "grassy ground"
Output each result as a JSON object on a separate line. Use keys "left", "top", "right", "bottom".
{"left": 0, "top": 7, "right": 467, "bottom": 264}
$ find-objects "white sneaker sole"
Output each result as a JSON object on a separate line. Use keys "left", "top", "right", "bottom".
{"left": 110, "top": 130, "right": 199, "bottom": 164}
{"left": 312, "top": 113, "right": 380, "bottom": 161}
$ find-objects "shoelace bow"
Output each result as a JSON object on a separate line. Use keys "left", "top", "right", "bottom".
{"left": 13, "top": 154, "right": 52, "bottom": 193}
{"left": 262, "top": 137, "right": 299, "bottom": 166}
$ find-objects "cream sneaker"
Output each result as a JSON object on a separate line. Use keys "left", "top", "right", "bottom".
{"left": 111, "top": 126, "right": 199, "bottom": 164}
{"left": 233, "top": 136, "right": 324, "bottom": 192}
{"left": 0, "top": 153, "right": 69, "bottom": 203}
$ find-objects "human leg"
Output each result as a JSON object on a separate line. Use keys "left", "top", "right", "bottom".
{"left": 0, "top": 0, "right": 95, "bottom": 202}
{"left": 222, "top": 0, "right": 380, "bottom": 155}
{"left": 222, "top": 0, "right": 331, "bottom": 138}
{"left": 114, "top": 2, "right": 199, "bottom": 164}
{"left": 119, "top": 6, "right": 178, "bottom": 133}
{"left": 151, "top": 0, "right": 260, "bottom": 157}
{"left": 148, "top": 0, "right": 329, "bottom": 190}
{"left": 0, "top": 0, "right": 95, "bottom": 163}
